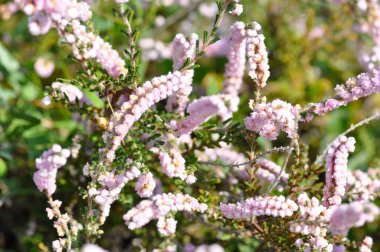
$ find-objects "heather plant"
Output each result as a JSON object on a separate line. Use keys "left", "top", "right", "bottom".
{"left": 1, "top": 0, "right": 380, "bottom": 252}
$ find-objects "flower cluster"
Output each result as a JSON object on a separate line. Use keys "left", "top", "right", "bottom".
{"left": 197, "top": 146, "right": 288, "bottom": 190}
{"left": 33, "top": 144, "right": 70, "bottom": 196}
{"left": 139, "top": 38, "right": 172, "bottom": 60}
{"left": 166, "top": 33, "right": 198, "bottom": 113}
{"left": 158, "top": 149, "right": 194, "bottom": 183}
{"left": 13, "top": 0, "right": 127, "bottom": 78}
{"left": 67, "top": 20, "right": 128, "bottom": 78}
{"left": 290, "top": 193, "right": 330, "bottom": 237}
{"left": 48, "top": 200, "right": 70, "bottom": 252}
{"left": 90, "top": 165, "right": 141, "bottom": 224}
{"left": 245, "top": 98, "right": 299, "bottom": 140}
{"left": 18, "top": 0, "right": 380, "bottom": 250}
{"left": 246, "top": 21, "right": 270, "bottom": 88}
{"left": 346, "top": 169, "right": 380, "bottom": 201}
{"left": 329, "top": 201, "right": 380, "bottom": 234}
{"left": 352, "top": 0, "right": 380, "bottom": 70}
{"left": 157, "top": 217, "right": 177, "bottom": 236}
{"left": 123, "top": 193, "right": 207, "bottom": 233}
{"left": 220, "top": 196, "right": 298, "bottom": 219}
{"left": 34, "top": 56, "right": 55, "bottom": 78}
{"left": 135, "top": 172, "right": 156, "bottom": 198}
{"left": 169, "top": 21, "right": 247, "bottom": 136}
{"left": 222, "top": 22, "right": 246, "bottom": 97}
{"left": 171, "top": 95, "right": 230, "bottom": 136}
{"left": 24, "top": 0, "right": 91, "bottom": 35}
{"left": 360, "top": 236, "right": 374, "bottom": 252}
{"left": 322, "top": 136, "right": 356, "bottom": 207}
{"left": 229, "top": 0, "right": 243, "bottom": 16}
{"left": 199, "top": 144, "right": 245, "bottom": 164}
{"left": 295, "top": 237, "right": 333, "bottom": 252}
{"left": 314, "top": 69, "right": 380, "bottom": 116}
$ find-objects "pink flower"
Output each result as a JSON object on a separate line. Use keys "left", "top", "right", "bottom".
{"left": 159, "top": 149, "right": 187, "bottom": 180}
{"left": 172, "top": 95, "right": 230, "bottom": 136}
{"left": 246, "top": 21, "right": 270, "bottom": 88}
{"left": 245, "top": 99, "right": 299, "bottom": 140}
{"left": 329, "top": 201, "right": 379, "bottom": 234}
{"left": 157, "top": 217, "right": 177, "bottom": 236}
{"left": 323, "top": 136, "right": 355, "bottom": 207}
{"left": 223, "top": 21, "right": 246, "bottom": 96}
{"left": 314, "top": 69, "right": 380, "bottom": 115}
{"left": 360, "top": 236, "right": 373, "bottom": 252}
{"left": 166, "top": 33, "right": 198, "bottom": 113}
{"left": 135, "top": 172, "right": 156, "bottom": 198}
{"left": 123, "top": 193, "right": 207, "bottom": 233}
{"left": 33, "top": 144, "right": 70, "bottom": 195}
{"left": 51, "top": 82, "right": 90, "bottom": 105}
{"left": 220, "top": 195, "right": 298, "bottom": 219}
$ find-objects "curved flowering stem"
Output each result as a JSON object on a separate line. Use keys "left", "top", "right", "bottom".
{"left": 314, "top": 113, "right": 380, "bottom": 166}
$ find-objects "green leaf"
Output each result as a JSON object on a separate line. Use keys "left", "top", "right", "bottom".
{"left": 0, "top": 158, "right": 7, "bottom": 177}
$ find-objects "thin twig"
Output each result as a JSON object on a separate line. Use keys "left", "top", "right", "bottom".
{"left": 265, "top": 141, "right": 296, "bottom": 196}
{"left": 181, "top": 0, "right": 233, "bottom": 72}
{"left": 314, "top": 113, "right": 380, "bottom": 166}
{"left": 199, "top": 146, "right": 293, "bottom": 168}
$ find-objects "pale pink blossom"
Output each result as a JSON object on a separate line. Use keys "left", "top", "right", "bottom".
{"left": 123, "top": 193, "right": 207, "bottom": 231}
{"left": 346, "top": 169, "right": 380, "bottom": 202}
{"left": 135, "top": 172, "right": 156, "bottom": 198}
{"left": 33, "top": 144, "right": 70, "bottom": 195}
{"left": 246, "top": 21, "right": 270, "bottom": 88}
{"left": 245, "top": 98, "right": 299, "bottom": 140}
{"left": 18, "top": 0, "right": 127, "bottom": 78}
{"left": 220, "top": 196, "right": 298, "bottom": 219}
{"left": 359, "top": 236, "right": 373, "bottom": 252}
{"left": 290, "top": 193, "right": 330, "bottom": 237}
{"left": 329, "top": 201, "right": 379, "bottom": 234}
{"left": 92, "top": 165, "right": 141, "bottom": 223}
{"left": 157, "top": 217, "right": 177, "bottom": 236}
{"left": 323, "top": 136, "right": 355, "bottom": 207}
{"left": 222, "top": 22, "right": 246, "bottom": 97}
{"left": 314, "top": 69, "right": 380, "bottom": 116}
{"left": 51, "top": 82, "right": 91, "bottom": 105}
{"left": 171, "top": 95, "right": 231, "bottom": 136}
{"left": 159, "top": 149, "right": 187, "bottom": 180}
{"left": 34, "top": 57, "right": 55, "bottom": 78}
{"left": 166, "top": 33, "right": 198, "bottom": 113}
{"left": 52, "top": 239, "right": 65, "bottom": 252}
{"left": 229, "top": 4, "right": 243, "bottom": 16}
